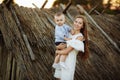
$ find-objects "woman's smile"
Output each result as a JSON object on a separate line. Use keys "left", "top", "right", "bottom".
{"left": 73, "top": 18, "right": 83, "bottom": 30}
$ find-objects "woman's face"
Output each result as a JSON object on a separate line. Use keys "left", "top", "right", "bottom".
{"left": 73, "top": 18, "right": 84, "bottom": 31}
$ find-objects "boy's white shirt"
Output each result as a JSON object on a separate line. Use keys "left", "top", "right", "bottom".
{"left": 55, "top": 24, "right": 71, "bottom": 42}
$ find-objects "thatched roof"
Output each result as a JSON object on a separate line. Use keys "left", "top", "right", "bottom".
{"left": 0, "top": 3, "right": 120, "bottom": 80}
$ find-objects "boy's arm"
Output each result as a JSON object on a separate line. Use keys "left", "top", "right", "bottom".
{"left": 66, "top": 25, "right": 74, "bottom": 35}
{"left": 70, "top": 29, "right": 74, "bottom": 35}
{"left": 64, "top": 37, "right": 72, "bottom": 41}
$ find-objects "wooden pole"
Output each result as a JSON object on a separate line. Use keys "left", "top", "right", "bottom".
{"left": 43, "top": 12, "right": 56, "bottom": 27}
{"left": 88, "top": 3, "right": 99, "bottom": 14}
{"left": 32, "top": 3, "right": 39, "bottom": 9}
{"left": 41, "top": 0, "right": 48, "bottom": 9}
{"left": 60, "top": 4, "right": 73, "bottom": 21}
{"left": 62, "top": 0, "right": 72, "bottom": 14}
{"left": 10, "top": 5, "right": 35, "bottom": 60}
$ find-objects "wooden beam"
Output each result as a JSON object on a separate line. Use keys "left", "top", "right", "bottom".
{"left": 10, "top": 5, "right": 35, "bottom": 60}
{"left": 44, "top": 12, "right": 56, "bottom": 27}
{"left": 3, "top": 0, "right": 13, "bottom": 8}
{"left": 32, "top": 3, "right": 39, "bottom": 9}
{"left": 88, "top": 3, "right": 99, "bottom": 14}
{"left": 62, "top": 0, "right": 72, "bottom": 14}
{"left": 60, "top": 4, "right": 73, "bottom": 21}
{"left": 41, "top": 0, "right": 48, "bottom": 9}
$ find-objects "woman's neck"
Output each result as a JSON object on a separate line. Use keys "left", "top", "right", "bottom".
{"left": 74, "top": 30, "right": 80, "bottom": 35}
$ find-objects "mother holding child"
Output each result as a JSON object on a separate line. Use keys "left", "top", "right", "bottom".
{"left": 52, "top": 12, "right": 89, "bottom": 80}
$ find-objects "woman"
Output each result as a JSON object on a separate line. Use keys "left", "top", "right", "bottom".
{"left": 54, "top": 15, "right": 89, "bottom": 80}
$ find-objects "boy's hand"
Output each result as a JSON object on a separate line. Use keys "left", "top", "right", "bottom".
{"left": 64, "top": 37, "right": 72, "bottom": 41}
{"left": 71, "top": 29, "right": 75, "bottom": 35}
{"left": 56, "top": 50, "right": 63, "bottom": 55}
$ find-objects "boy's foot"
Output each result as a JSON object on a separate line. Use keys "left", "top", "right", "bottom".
{"left": 60, "top": 62, "right": 68, "bottom": 69}
{"left": 52, "top": 63, "right": 60, "bottom": 69}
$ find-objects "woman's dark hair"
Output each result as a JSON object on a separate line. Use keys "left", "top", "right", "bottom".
{"left": 74, "top": 15, "right": 89, "bottom": 60}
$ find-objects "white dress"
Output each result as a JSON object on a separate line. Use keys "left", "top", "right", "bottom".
{"left": 54, "top": 33, "right": 84, "bottom": 80}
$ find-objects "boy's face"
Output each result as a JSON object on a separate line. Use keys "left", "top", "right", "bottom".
{"left": 54, "top": 15, "right": 65, "bottom": 26}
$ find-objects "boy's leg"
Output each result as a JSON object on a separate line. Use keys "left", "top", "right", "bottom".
{"left": 52, "top": 54, "right": 61, "bottom": 69}
{"left": 60, "top": 55, "right": 67, "bottom": 62}
{"left": 54, "top": 54, "right": 60, "bottom": 63}
{"left": 59, "top": 55, "right": 68, "bottom": 69}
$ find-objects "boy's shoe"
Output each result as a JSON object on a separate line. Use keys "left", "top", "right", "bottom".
{"left": 52, "top": 63, "right": 60, "bottom": 69}
{"left": 60, "top": 62, "right": 68, "bottom": 69}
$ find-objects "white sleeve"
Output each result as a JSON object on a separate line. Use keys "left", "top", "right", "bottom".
{"left": 67, "top": 40, "right": 84, "bottom": 52}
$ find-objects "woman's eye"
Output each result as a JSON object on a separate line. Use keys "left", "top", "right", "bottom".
{"left": 75, "top": 21, "right": 77, "bottom": 23}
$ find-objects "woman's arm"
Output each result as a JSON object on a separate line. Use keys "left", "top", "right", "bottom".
{"left": 56, "top": 46, "right": 73, "bottom": 55}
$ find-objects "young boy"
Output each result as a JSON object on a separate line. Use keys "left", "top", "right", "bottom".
{"left": 52, "top": 12, "right": 73, "bottom": 69}
{"left": 54, "top": 12, "right": 72, "bottom": 45}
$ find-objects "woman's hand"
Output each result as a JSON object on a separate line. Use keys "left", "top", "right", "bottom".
{"left": 56, "top": 50, "right": 64, "bottom": 55}
{"left": 56, "top": 50, "right": 59, "bottom": 54}
{"left": 56, "top": 46, "right": 73, "bottom": 55}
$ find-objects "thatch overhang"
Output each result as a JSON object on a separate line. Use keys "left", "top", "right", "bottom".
{"left": 0, "top": 2, "right": 120, "bottom": 80}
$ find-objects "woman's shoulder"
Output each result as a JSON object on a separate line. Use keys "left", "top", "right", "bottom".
{"left": 77, "top": 33, "right": 83, "bottom": 36}
{"left": 73, "top": 33, "right": 83, "bottom": 37}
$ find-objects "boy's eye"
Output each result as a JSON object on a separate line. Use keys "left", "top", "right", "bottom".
{"left": 57, "top": 20, "right": 59, "bottom": 22}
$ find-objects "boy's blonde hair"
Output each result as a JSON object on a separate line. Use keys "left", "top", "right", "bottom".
{"left": 54, "top": 12, "right": 65, "bottom": 18}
